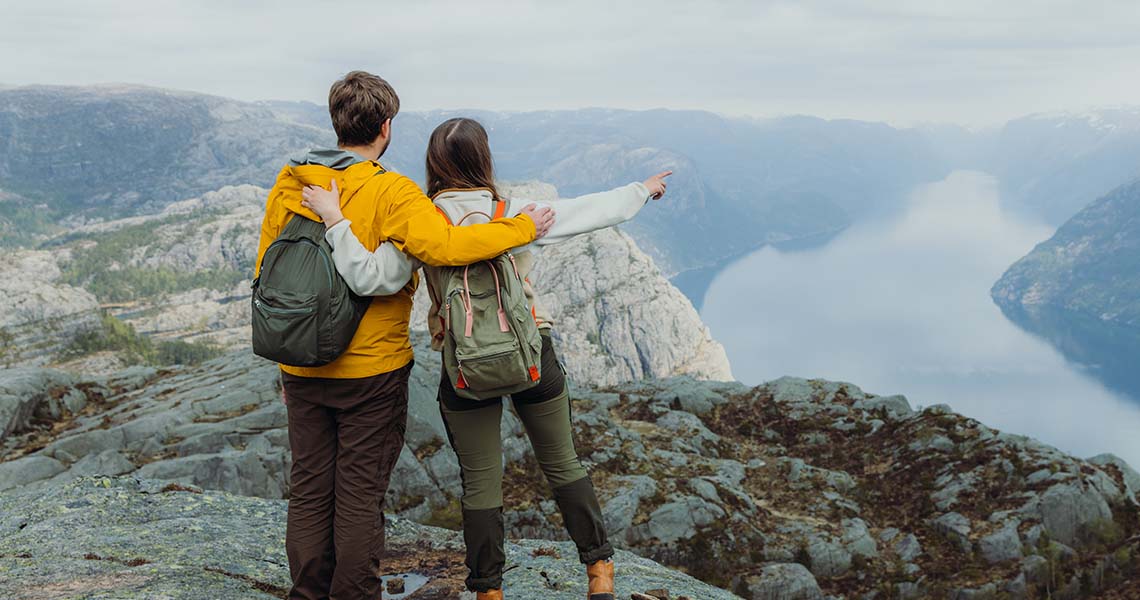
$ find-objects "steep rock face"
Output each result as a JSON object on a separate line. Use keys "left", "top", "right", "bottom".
{"left": 411, "top": 181, "right": 733, "bottom": 386}
{"left": 9, "top": 185, "right": 266, "bottom": 360}
{"left": 4, "top": 345, "right": 1140, "bottom": 598}
{"left": 993, "top": 179, "right": 1140, "bottom": 329}
{"left": 532, "top": 228, "right": 732, "bottom": 384}
{"left": 0, "top": 477, "right": 736, "bottom": 600}
{"left": 0, "top": 250, "right": 101, "bottom": 367}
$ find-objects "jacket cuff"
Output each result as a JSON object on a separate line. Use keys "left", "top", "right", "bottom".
{"left": 630, "top": 181, "right": 653, "bottom": 203}
{"left": 515, "top": 213, "right": 538, "bottom": 239}
{"left": 323, "top": 219, "right": 353, "bottom": 248}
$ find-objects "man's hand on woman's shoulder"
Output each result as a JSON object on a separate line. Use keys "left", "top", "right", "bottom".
{"left": 518, "top": 203, "right": 556, "bottom": 239}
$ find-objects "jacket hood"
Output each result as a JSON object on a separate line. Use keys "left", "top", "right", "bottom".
{"left": 278, "top": 148, "right": 386, "bottom": 218}
{"left": 433, "top": 188, "right": 495, "bottom": 205}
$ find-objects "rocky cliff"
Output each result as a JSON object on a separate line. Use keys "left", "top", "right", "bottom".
{"left": 3, "top": 341, "right": 1139, "bottom": 598}
{"left": 30, "top": 180, "right": 730, "bottom": 384}
{"left": 0, "top": 250, "right": 102, "bottom": 367}
{"left": 0, "top": 477, "right": 733, "bottom": 600}
{"left": 993, "top": 179, "right": 1140, "bottom": 330}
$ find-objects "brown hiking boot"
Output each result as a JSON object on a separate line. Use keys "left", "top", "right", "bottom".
{"left": 476, "top": 590, "right": 504, "bottom": 600}
{"left": 586, "top": 559, "right": 615, "bottom": 600}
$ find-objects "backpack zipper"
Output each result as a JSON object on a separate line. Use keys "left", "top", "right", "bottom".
{"left": 254, "top": 298, "right": 315, "bottom": 315}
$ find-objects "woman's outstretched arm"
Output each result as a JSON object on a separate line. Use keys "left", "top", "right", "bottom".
{"left": 524, "top": 171, "right": 671, "bottom": 246}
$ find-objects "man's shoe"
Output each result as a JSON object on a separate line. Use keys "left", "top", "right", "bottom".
{"left": 586, "top": 559, "right": 615, "bottom": 600}
{"left": 476, "top": 590, "right": 503, "bottom": 600}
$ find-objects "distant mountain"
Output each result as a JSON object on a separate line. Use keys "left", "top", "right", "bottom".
{"left": 987, "top": 108, "right": 1140, "bottom": 223}
{"left": 992, "top": 179, "right": 1140, "bottom": 396}
{"left": 0, "top": 85, "right": 333, "bottom": 228}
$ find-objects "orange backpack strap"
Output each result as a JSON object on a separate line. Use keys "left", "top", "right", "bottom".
{"left": 436, "top": 206, "right": 453, "bottom": 225}
{"left": 492, "top": 198, "right": 507, "bottom": 220}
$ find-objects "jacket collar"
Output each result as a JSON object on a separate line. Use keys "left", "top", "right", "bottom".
{"left": 288, "top": 148, "right": 373, "bottom": 170}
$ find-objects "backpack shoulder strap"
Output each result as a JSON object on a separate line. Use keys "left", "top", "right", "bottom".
{"left": 280, "top": 212, "right": 326, "bottom": 241}
{"left": 492, "top": 198, "right": 508, "bottom": 220}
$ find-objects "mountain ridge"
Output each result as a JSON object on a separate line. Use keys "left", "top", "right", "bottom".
{"left": 1, "top": 84, "right": 950, "bottom": 274}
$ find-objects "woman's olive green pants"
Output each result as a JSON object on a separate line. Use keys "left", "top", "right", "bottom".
{"left": 438, "top": 333, "right": 614, "bottom": 592}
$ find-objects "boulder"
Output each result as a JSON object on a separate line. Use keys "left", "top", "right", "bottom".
{"left": 932, "top": 512, "right": 972, "bottom": 554}
{"left": 736, "top": 563, "right": 823, "bottom": 600}
{"left": 0, "top": 455, "right": 66, "bottom": 491}
{"left": 979, "top": 522, "right": 1023, "bottom": 564}
{"left": 1036, "top": 482, "right": 1113, "bottom": 547}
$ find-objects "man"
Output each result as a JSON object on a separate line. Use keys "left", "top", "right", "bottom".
{"left": 255, "top": 70, "right": 555, "bottom": 600}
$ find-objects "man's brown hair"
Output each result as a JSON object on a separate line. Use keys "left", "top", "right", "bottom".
{"left": 328, "top": 71, "right": 400, "bottom": 147}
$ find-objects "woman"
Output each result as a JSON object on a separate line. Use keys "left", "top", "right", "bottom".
{"left": 301, "top": 117, "right": 670, "bottom": 600}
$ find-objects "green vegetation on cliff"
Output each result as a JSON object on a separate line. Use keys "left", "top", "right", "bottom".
{"left": 64, "top": 312, "right": 222, "bottom": 366}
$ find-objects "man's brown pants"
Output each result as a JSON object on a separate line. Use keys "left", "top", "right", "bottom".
{"left": 282, "top": 361, "right": 412, "bottom": 600}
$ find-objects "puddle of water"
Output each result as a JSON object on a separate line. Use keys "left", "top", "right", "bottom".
{"left": 380, "top": 573, "right": 430, "bottom": 598}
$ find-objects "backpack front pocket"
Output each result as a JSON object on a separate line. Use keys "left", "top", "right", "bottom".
{"left": 456, "top": 340, "right": 529, "bottom": 392}
{"left": 252, "top": 287, "right": 320, "bottom": 366}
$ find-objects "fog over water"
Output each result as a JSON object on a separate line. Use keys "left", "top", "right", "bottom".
{"left": 701, "top": 171, "right": 1140, "bottom": 466}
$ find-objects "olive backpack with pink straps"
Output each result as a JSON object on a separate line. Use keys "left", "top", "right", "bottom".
{"left": 425, "top": 197, "right": 543, "bottom": 400}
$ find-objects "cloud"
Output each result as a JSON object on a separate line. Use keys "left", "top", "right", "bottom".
{"left": 2, "top": 0, "right": 1140, "bottom": 125}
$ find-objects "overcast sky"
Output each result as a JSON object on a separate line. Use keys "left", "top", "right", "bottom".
{"left": 3, "top": 0, "right": 1139, "bottom": 127}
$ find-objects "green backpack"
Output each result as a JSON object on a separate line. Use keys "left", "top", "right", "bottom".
{"left": 251, "top": 214, "right": 371, "bottom": 367}
{"left": 428, "top": 200, "right": 543, "bottom": 400}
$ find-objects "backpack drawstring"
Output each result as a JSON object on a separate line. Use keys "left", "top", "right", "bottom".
{"left": 487, "top": 261, "right": 511, "bottom": 333}
{"left": 461, "top": 261, "right": 511, "bottom": 337}
{"left": 461, "top": 266, "right": 474, "bottom": 337}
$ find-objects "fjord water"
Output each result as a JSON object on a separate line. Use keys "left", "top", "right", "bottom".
{"left": 700, "top": 171, "right": 1140, "bottom": 467}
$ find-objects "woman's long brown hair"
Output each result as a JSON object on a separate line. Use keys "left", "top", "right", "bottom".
{"left": 425, "top": 117, "right": 500, "bottom": 200}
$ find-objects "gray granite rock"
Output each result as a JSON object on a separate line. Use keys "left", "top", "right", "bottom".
{"left": 951, "top": 582, "right": 998, "bottom": 599}
{"left": 652, "top": 379, "right": 729, "bottom": 416}
{"left": 0, "top": 368, "right": 83, "bottom": 439}
{"left": 0, "top": 454, "right": 66, "bottom": 491}
{"left": 736, "top": 562, "right": 823, "bottom": 600}
{"left": 1036, "top": 482, "right": 1113, "bottom": 547}
{"left": 0, "top": 477, "right": 738, "bottom": 600}
{"left": 134, "top": 448, "right": 288, "bottom": 498}
{"left": 630, "top": 496, "right": 726, "bottom": 544}
{"left": 1089, "top": 453, "right": 1140, "bottom": 501}
{"left": 805, "top": 534, "right": 853, "bottom": 577}
{"left": 841, "top": 518, "right": 878, "bottom": 560}
{"left": 932, "top": 512, "right": 973, "bottom": 554}
{"left": 979, "top": 522, "right": 1023, "bottom": 564}
{"left": 893, "top": 533, "right": 923, "bottom": 562}
{"left": 854, "top": 394, "right": 913, "bottom": 420}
